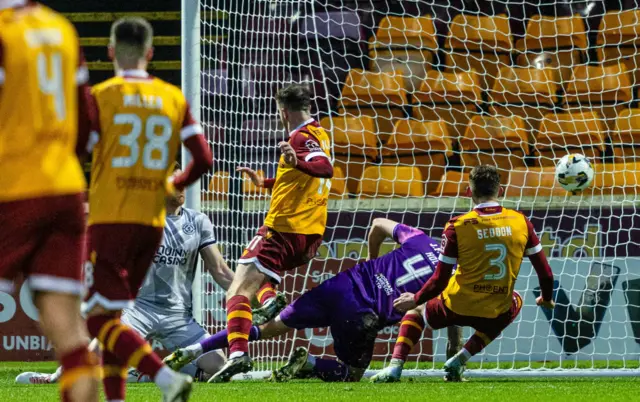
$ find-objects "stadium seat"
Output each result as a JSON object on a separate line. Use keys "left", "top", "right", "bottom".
{"left": 321, "top": 115, "right": 378, "bottom": 194}
{"left": 592, "top": 162, "right": 640, "bottom": 196}
{"left": 489, "top": 67, "right": 560, "bottom": 135}
{"left": 505, "top": 167, "right": 566, "bottom": 197}
{"left": 565, "top": 63, "right": 634, "bottom": 133}
{"left": 612, "top": 109, "right": 640, "bottom": 161}
{"left": 381, "top": 119, "right": 453, "bottom": 194}
{"left": 536, "top": 112, "right": 605, "bottom": 166}
{"left": 369, "top": 15, "right": 438, "bottom": 92}
{"left": 358, "top": 166, "right": 425, "bottom": 198}
{"left": 445, "top": 14, "right": 513, "bottom": 91}
{"left": 597, "top": 10, "right": 640, "bottom": 87}
{"left": 459, "top": 115, "right": 529, "bottom": 170}
{"left": 339, "top": 69, "right": 408, "bottom": 138}
{"left": 413, "top": 70, "right": 481, "bottom": 138}
{"left": 428, "top": 171, "right": 469, "bottom": 197}
{"left": 330, "top": 165, "right": 347, "bottom": 199}
{"left": 242, "top": 169, "right": 268, "bottom": 199}
{"left": 516, "top": 15, "right": 588, "bottom": 86}
{"left": 207, "top": 171, "right": 230, "bottom": 201}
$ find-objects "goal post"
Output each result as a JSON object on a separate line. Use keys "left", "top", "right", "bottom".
{"left": 188, "top": 0, "right": 640, "bottom": 378}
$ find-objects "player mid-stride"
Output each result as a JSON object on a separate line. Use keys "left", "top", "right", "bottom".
{"left": 166, "top": 219, "right": 461, "bottom": 383}
{"left": 83, "top": 17, "right": 212, "bottom": 402}
{"left": 167, "top": 84, "right": 334, "bottom": 382}
{"left": 393, "top": 165, "right": 556, "bottom": 381}
{"left": 0, "top": 1, "right": 100, "bottom": 400}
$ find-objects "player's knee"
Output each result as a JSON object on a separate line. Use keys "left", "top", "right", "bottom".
{"left": 227, "top": 263, "right": 265, "bottom": 298}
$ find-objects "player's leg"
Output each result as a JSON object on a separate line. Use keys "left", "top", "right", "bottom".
{"left": 84, "top": 224, "right": 191, "bottom": 401}
{"left": 117, "top": 306, "right": 154, "bottom": 387}
{"left": 25, "top": 195, "right": 101, "bottom": 401}
{"left": 443, "top": 291, "right": 524, "bottom": 380}
{"left": 252, "top": 280, "right": 287, "bottom": 325}
{"left": 370, "top": 307, "right": 426, "bottom": 383}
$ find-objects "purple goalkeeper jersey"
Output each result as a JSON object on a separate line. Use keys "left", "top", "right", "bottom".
{"left": 346, "top": 224, "right": 442, "bottom": 326}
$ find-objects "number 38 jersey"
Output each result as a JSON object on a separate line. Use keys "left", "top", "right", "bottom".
{"left": 0, "top": 5, "right": 87, "bottom": 202}
{"left": 263, "top": 119, "right": 332, "bottom": 236}
{"left": 439, "top": 202, "right": 541, "bottom": 318}
{"left": 89, "top": 70, "right": 202, "bottom": 227}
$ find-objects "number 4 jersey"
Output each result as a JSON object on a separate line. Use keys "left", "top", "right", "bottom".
{"left": 347, "top": 224, "right": 443, "bottom": 327}
{"left": 89, "top": 70, "right": 203, "bottom": 227}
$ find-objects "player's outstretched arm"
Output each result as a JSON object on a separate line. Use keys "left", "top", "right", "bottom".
{"left": 201, "top": 244, "right": 234, "bottom": 291}
{"left": 236, "top": 167, "right": 275, "bottom": 189}
{"left": 172, "top": 134, "right": 213, "bottom": 191}
{"left": 367, "top": 218, "right": 398, "bottom": 260}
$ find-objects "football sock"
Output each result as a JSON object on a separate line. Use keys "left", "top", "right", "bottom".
{"left": 87, "top": 314, "right": 168, "bottom": 389}
{"left": 257, "top": 282, "right": 277, "bottom": 305}
{"left": 59, "top": 345, "right": 101, "bottom": 402}
{"left": 50, "top": 365, "right": 63, "bottom": 382}
{"left": 226, "top": 295, "right": 253, "bottom": 356}
{"left": 312, "top": 358, "right": 351, "bottom": 382}
{"left": 101, "top": 350, "right": 126, "bottom": 402}
{"left": 463, "top": 331, "right": 490, "bottom": 358}
{"left": 200, "top": 325, "right": 261, "bottom": 354}
{"left": 391, "top": 312, "right": 425, "bottom": 362}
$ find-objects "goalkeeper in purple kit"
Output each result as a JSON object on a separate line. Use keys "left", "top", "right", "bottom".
{"left": 165, "top": 218, "right": 460, "bottom": 382}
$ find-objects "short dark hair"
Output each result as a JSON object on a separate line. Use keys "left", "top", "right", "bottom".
{"left": 110, "top": 17, "right": 153, "bottom": 60}
{"left": 469, "top": 165, "right": 501, "bottom": 199}
{"left": 275, "top": 83, "right": 311, "bottom": 112}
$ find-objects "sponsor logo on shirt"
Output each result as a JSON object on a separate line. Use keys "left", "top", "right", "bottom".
{"left": 153, "top": 245, "right": 188, "bottom": 266}
{"left": 473, "top": 284, "right": 508, "bottom": 294}
{"left": 305, "top": 139, "right": 322, "bottom": 153}
{"left": 374, "top": 274, "right": 394, "bottom": 296}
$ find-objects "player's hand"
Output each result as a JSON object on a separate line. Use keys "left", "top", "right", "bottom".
{"left": 536, "top": 296, "right": 555, "bottom": 309}
{"left": 165, "top": 175, "right": 179, "bottom": 196}
{"left": 393, "top": 292, "right": 418, "bottom": 312}
{"left": 236, "top": 167, "right": 264, "bottom": 187}
{"left": 279, "top": 141, "right": 297, "bottom": 167}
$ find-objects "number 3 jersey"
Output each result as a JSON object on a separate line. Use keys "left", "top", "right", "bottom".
{"left": 89, "top": 70, "right": 202, "bottom": 227}
{"left": 0, "top": 5, "right": 87, "bottom": 202}
{"left": 347, "top": 224, "right": 442, "bottom": 327}
{"left": 439, "top": 202, "right": 541, "bottom": 318}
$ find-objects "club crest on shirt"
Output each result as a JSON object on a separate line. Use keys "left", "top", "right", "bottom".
{"left": 182, "top": 223, "right": 195, "bottom": 235}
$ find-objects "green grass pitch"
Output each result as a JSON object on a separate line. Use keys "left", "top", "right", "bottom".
{"left": 1, "top": 361, "right": 638, "bottom": 401}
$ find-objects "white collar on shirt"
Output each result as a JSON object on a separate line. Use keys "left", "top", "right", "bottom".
{"left": 0, "top": 0, "right": 27, "bottom": 10}
{"left": 288, "top": 118, "right": 315, "bottom": 137}
{"left": 118, "top": 69, "right": 149, "bottom": 78}
{"left": 475, "top": 201, "right": 501, "bottom": 209}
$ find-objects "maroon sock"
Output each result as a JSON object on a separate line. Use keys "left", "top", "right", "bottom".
{"left": 463, "top": 333, "right": 490, "bottom": 356}
{"left": 88, "top": 314, "right": 164, "bottom": 379}
{"left": 102, "top": 350, "right": 126, "bottom": 401}
{"left": 59, "top": 345, "right": 100, "bottom": 402}
{"left": 257, "top": 282, "right": 277, "bottom": 305}
{"left": 392, "top": 313, "right": 425, "bottom": 361}
{"left": 226, "top": 295, "right": 253, "bottom": 355}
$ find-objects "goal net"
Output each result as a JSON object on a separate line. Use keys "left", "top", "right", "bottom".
{"left": 193, "top": 0, "right": 640, "bottom": 377}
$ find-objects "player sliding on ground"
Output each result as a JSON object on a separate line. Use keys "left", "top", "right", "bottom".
{"left": 176, "top": 83, "right": 334, "bottom": 382}
{"left": 82, "top": 17, "right": 212, "bottom": 402}
{"left": 17, "top": 165, "right": 262, "bottom": 385}
{"left": 166, "top": 218, "right": 460, "bottom": 382}
{"left": 391, "top": 165, "right": 556, "bottom": 381}
{"left": 0, "top": 1, "right": 101, "bottom": 400}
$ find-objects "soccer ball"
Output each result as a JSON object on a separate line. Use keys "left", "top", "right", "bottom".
{"left": 555, "top": 154, "right": 594, "bottom": 193}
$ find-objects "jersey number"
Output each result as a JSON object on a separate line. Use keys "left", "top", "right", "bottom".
{"left": 484, "top": 243, "right": 507, "bottom": 281}
{"left": 396, "top": 254, "right": 433, "bottom": 287}
{"left": 112, "top": 114, "right": 172, "bottom": 170}
{"left": 37, "top": 52, "right": 66, "bottom": 121}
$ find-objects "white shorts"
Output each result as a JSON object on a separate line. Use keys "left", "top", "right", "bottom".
{"left": 121, "top": 303, "right": 209, "bottom": 351}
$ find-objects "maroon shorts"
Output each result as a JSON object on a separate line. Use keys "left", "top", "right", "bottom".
{"left": 424, "top": 292, "right": 523, "bottom": 341}
{"left": 238, "top": 226, "right": 323, "bottom": 284}
{"left": 82, "top": 223, "right": 163, "bottom": 312}
{"left": 0, "top": 193, "right": 85, "bottom": 295}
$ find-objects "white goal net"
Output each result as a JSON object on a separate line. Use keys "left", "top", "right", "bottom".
{"left": 191, "top": 0, "right": 640, "bottom": 377}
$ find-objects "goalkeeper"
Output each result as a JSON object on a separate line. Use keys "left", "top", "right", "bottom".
{"left": 17, "top": 167, "right": 286, "bottom": 384}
